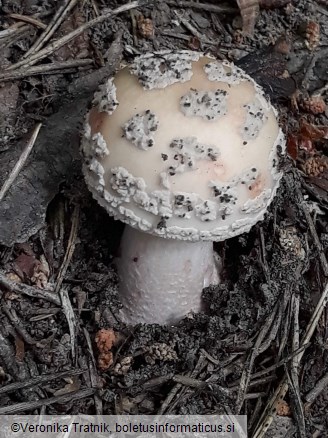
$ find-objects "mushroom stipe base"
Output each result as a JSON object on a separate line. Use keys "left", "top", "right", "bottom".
{"left": 117, "top": 225, "right": 219, "bottom": 325}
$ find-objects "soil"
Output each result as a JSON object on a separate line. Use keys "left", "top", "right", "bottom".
{"left": 1, "top": 1, "right": 328, "bottom": 437}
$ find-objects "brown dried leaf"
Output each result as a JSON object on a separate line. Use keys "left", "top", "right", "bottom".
{"left": 299, "top": 120, "right": 328, "bottom": 142}
{"left": 287, "top": 119, "right": 328, "bottom": 159}
{"left": 287, "top": 134, "right": 298, "bottom": 160}
{"left": 12, "top": 247, "right": 49, "bottom": 288}
{"left": 13, "top": 249, "right": 38, "bottom": 280}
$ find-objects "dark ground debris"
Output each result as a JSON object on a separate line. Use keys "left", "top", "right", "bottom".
{"left": 1, "top": 1, "right": 328, "bottom": 437}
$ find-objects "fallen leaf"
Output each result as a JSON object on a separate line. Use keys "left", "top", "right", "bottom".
{"left": 287, "top": 119, "right": 328, "bottom": 159}
{"left": 287, "top": 134, "right": 298, "bottom": 160}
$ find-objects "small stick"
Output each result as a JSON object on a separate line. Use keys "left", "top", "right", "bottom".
{"left": 298, "top": 198, "right": 328, "bottom": 277}
{"left": 157, "top": 382, "right": 183, "bottom": 414}
{"left": 235, "top": 301, "right": 280, "bottom": 412}
{"left": 2, "top": 303, "right": 37, "bottom": 345}
{"left": 244, "top": 392, "right": 266, "bottom": 400}
{"left": 0, "top": 22, "right": 26, "bottom": 39}
{"left": 54, "top": 205, "right": 80, "bottom": 295}
{"left": 253, "top": 281, "right": 328, "bottom": 438}
{"left": 83, "top": 328, "right": 103, "bottom": 414}
{"left": 0, "top": 369, "right": 85, "bottom": 395}
{"left": 0, "top": 59, "right": 93, "bottom": 83}
{"left": 6, "top": 1, "right": 140, "bottom": 71}
{"left": 166, "top": 0, "right": 237, "bottom": 13}
{"left": 229, "top": 375, "right": 276, "bottom": 390}
{"left": 288, "top": 293, "right": 306, "bottom": 438}
{"left": 259, "top": 226, "right": 271, "bottom": 283}
{"left": 8, "top": 13, "right": 47, "bottom": 29}
{"left": 172, "top": 375, "right": 207, "bottom": 389}
{"left": 0, "top": 270, "right": 61, "bottom": 306}
{"left": 0, "top": 123, "right": 42, "bottom": 203}
{"left": 0, "top": 388, "right": 95, "bottom": 414}
{"left": 130, "top": 9, "right": 139, "bottom": 46}
{"left": 247, "top": 344, "right": 307, "bottom": 380}
{"left": 173, "top": 9, "right": 217, "bottom": 45}
{"left": 305, "top": 371, "right": 328, "bottom": 406}
{"left": 55, "top": 205, "right": 80, "bottom": 361}
{"left": 160, "top": 30, "right": 190, "bottom": 41}
{"left": 200, "top": 348, "right": 220, "bottom": 365}
{"left": 23, "top": 0, "right": 80, "bottom": 58}
{"left": 143, "top": 375, "right": 173, "bottom": 389}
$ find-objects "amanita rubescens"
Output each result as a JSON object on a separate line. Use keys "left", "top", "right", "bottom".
{"left": 81, "top": 51, "right": 285, "bottom": 325}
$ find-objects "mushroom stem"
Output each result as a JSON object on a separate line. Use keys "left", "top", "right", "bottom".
{"left": 117, "top": 225, "right": 219, "bottom": 325}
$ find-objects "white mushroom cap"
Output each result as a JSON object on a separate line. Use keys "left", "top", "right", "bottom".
{"left": 82, "top": 51, "right": 285, "bottom": 242}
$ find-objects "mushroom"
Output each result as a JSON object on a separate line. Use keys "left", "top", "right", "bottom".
{"left": 81, "top": 51, "right": 285, "bottom": 325}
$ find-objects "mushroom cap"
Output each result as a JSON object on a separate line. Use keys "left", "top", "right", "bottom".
{"left": 82, "top": 51, "right": 285, "bottom": 242}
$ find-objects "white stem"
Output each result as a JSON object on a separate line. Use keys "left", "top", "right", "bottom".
{"left": 116, "top": 226, "right": 219, "bottom": 325}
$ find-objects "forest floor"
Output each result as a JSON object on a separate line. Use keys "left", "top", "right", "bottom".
{"left": 1, "top": 1, "right": 328, "bottom": 437}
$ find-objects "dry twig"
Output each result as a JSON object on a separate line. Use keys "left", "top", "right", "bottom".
{"left": 287, "top": 293, "right": 306, "bottom": 438}
{"left": 55, "top": 205, "right": 80, "bottom": 362}
{"left": 2, "top": 303, "right": 37, "bottom": 345}
{"left": 0, "top": 369, "right": 85, "bottom": 396}
{"left": 305, "top": 370, "right": 328, "bottom": 407}
{"left": 253, "top": 186, "right": 328, "bottom": 438}
{"left": 235, "top": 301, "right": 280, "bottom": 412}
{"left": 0, "top": 22, "right": 26, "bottom": 39}
{"left": 0, "top": 270, "right": 61, "bottom": 306}
{"left": 0, "top": 388, "right": 95, "bottom": 414}
{"left": 54, "top": 205, "right": 80, "bottom": 295}
{"left": 83, "top": 328, "right": 103, "bottom": 414}
{"left": 158, "top": 354, "right": 206, "bottom": 414}
{"left": 166, "top": 0, "right": 237, "bottom": 13}
{"left": 173, "top": 9, "right": 217, "bottom": 45}
{"left": 23, "top": 0, "right": 80, "bottom": 58}
{"left": 0, "top": 59, "right": 93, "bottom": 83}
{"left": 0, "top": 123, "right": 42, "bottom": 203}
{"left": 6, "top": 1, "right": 140, "bottom": 72}
{"left": 8, "top": 13, "right": 47, "bottom": 29}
